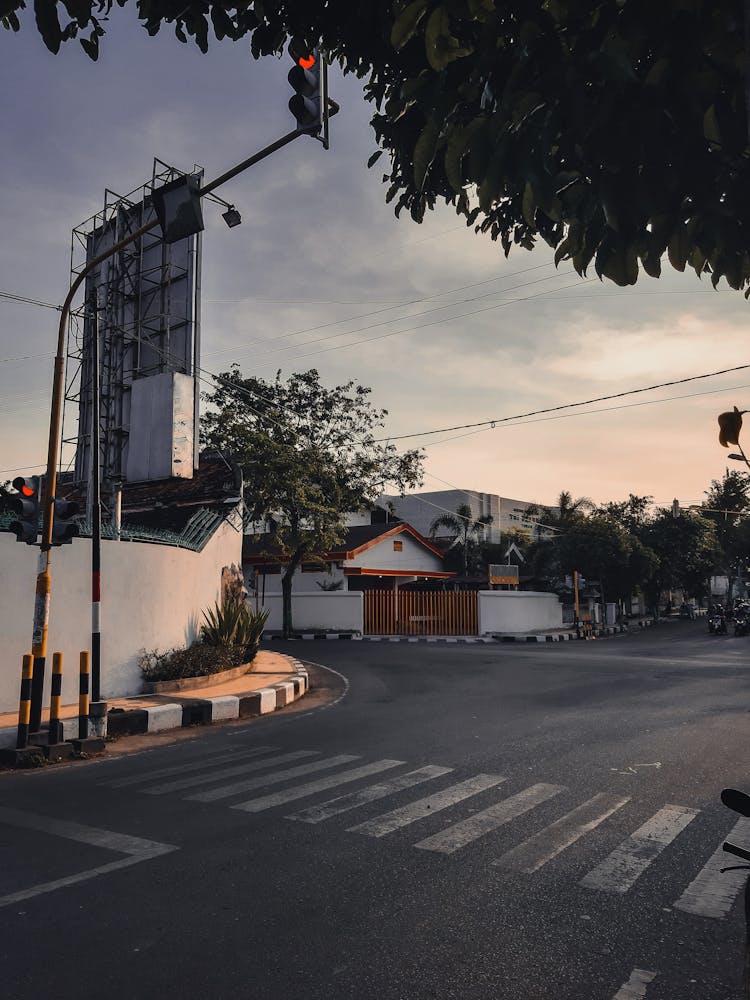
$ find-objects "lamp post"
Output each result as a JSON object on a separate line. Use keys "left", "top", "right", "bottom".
{"left": 22, "top": 109, "right": 339, "bottom": 741}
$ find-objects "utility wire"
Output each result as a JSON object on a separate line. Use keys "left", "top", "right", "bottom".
{"left": 375, "top": 364, "right": 750, "bottom": 443}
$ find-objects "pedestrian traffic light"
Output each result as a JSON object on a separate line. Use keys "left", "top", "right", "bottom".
{"left": 51, "top": 496, "right": 79, "bottom": 546}
{"left": 9, "top": 476, "right": 41, "bottom": 545}
{"left": 288, "top": 41, "right": 325, "bottom": 134}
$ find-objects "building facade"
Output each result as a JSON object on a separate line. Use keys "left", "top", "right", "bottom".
{"left": 377, "top": 490, "right": 554, "bottom": 544}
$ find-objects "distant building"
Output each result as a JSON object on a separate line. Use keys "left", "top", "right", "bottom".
{"left": 377, "top": 490, "right": 555, "bottom": 544}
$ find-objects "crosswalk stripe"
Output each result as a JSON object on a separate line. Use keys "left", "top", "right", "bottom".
{"left": 185, "top": 754, "right": 360, "bottom": 803}
{"left": 232, "top": 760, "right": 405, "bottom": 813}
{"left": 348, "top": 774, "right": 507, "bottom": 838}
{"left": 415, "top": 782, "right": 564, "bottom": 855}
{"left": 104, "top": 746, "right": 278, "bottom": 788}
{"left": 580, "top": 804, "right": 699, "bottom": 894}
{"left": 673, "top": 816, "right": 750, "bottom": 918}
{"left": 612, "top": 968, "right": 657, "bottom": 999}
{"left": 287, "top": 765, "right": 454, "bottom": 824}
{"left": 143, "top": 750, "right": 320, "bottom": 795}
{"left": 493, "top": 793, "right": 630, "bottom": 873}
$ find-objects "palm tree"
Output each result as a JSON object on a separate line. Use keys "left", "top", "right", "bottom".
{"left": 429, "top": 502, "right": 493, "bottom": 576}
{"left": 525, "top": 490, "right": 595, "bottom": 538}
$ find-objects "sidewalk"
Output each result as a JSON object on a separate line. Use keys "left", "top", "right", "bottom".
{"left": 0, "top": 650, "right": 309, "bottom": 751}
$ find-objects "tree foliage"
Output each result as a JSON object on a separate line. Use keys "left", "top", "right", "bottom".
{"left": 429, "top": 501, "right": 491, "bottom": 575}
{"left": 700, "top": 468, "right": 750, "bottom": 600}
{"left": 639, "top": 508, "right": 719, "bottom": 609}
{"left": 200, "top": 367, "right": 423, "bottom": 636}
{"left": 7, "top": 1, "right": 750, "bottom": 292}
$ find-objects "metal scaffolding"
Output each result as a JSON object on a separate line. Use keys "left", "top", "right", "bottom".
{"left": 63, "top": 158, "right": 203, "bottom": 500}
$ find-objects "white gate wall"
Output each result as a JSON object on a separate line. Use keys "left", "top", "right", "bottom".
{"left": 0, "top": 522, "right": 241, "bottom": 713}
{"left": 255, "top": 592, "right": 363, "bottom": 633}
{"left": 477, "top": 591, "right": 562, "bottom": 634}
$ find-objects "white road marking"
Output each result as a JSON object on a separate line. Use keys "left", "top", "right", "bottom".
{"left": 233, "top": 759, "right": 405, "bottom": 813}
{"left": 288, "top": 765, "right": 454, "bottom": 824}
{"left": 186, "top": 754, "right": 360, "bottom": 803}
{"left": 493, "top": 793, "right": 630, "bottom": 873}
{"left": 0, "top": 806, "right": 177, "bottom": 908}
{"left": 673, "top": 816, "right": 750, "bottom": 918}
{"left": 104, "top": 745, "right": 278, "bottom": 787}
{"left": 143, "top": 749, "right": 320, "bottom": 794}
{"left": 348, "top": 774, "right": 506, "bottom": 838}
{"left": 415, "top": 783, "right": 564, "bottom": 855}
{"left": 612, "top": 967, "right": 657, "bottom": 998}
{"left": 581, "top": 805, "right": 699, "bottom": 894}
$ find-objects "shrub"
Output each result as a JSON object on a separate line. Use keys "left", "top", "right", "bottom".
{"left": 200, "top": 598, "right": 269, "bottom": 653}
{"left": 139, "top": 644, "right": 249, "bottom": 683}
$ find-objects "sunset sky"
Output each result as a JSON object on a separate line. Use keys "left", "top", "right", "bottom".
{"left": 2, "top": 11, "right": 749, "bottom": 514}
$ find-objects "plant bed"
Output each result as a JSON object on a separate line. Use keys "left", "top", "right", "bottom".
{"left": 147, "top": 660, "right": 255, "bottom": 694}
{"left": 139, "top": 642, "right": 258, "bottom": 687}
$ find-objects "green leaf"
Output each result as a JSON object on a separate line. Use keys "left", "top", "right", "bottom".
{"left": 390, "top": 0, "right": 428, "bottom": 50}
{"left": 522, "top": 181, "right": 536, "bottom": 227}
{"left": 444, "top": 126, "right": 469, "bottom": 192}
{"left": 210, "top": 5, "right": 234, "bottom": 41}
{"left": 34, "top": 0, "right": 62, "bottom": 54}
{"left": 424, "top": 5, "right": 472, "bottom": 72}
{"left": 413, "top": 119, "right": 440, "bottom": 190}
{"left": 703, "top": 105, "right": 722, "bottom": 146}
{"left": 80, "top": 30, "right": 98, "bottom": 58}
{"left": 667, "top": 226, "right": 690, "bottom": 272}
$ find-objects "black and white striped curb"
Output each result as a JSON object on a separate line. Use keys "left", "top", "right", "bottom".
{"left": 0, "top": 658, "right": 310, "bottom": 750}
{"left": 263, "top": 620, "right": 657, "bottom": 645}
{"left": 104, "top": 659, "right": 310, "bottom": 738}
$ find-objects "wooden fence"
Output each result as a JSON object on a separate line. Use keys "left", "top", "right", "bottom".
{"left": 364, "top": 590, "right": 478, "bottom": 636}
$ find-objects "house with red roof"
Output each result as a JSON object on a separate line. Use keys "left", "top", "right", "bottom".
{"left": 243, "top": 520, "right": 454, "bottom": 598}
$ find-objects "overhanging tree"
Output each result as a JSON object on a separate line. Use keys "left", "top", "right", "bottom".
{"left": 201, "top": 367, "right": 423, "bottom": 638}
{"left": 6, "top": 2, "right": 750, "bottom": 292}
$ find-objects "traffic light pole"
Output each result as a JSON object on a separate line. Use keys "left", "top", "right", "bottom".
{"left": 23, "top": 115, "right": 338, "bottom": 741}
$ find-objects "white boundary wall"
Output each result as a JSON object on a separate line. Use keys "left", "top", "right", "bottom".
{"left": 0, "top": 522, "right": 242, "bottom": 712}
{"left": 255, "top": 591, "right": 363, "bottom": 633}
{"left": 478, "top": 591, "right": 562, "bottom": 634}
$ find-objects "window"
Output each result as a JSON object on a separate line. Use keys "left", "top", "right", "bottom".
{"left": 393, "top": 540, "right": 403, "bottom": 552}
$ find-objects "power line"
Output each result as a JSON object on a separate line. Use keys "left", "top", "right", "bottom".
{"left": 376, "top": 364, "right": 750, "bottom": 443}
{"left": 0, "top": 290, "right": 62, "bottom": 312}
{"left": 201, "top": 261, "right": 559, "bottom": 362}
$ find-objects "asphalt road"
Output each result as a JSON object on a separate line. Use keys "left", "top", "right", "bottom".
{"left": 2, "top": 621, "right": 750, "bottom": 1000}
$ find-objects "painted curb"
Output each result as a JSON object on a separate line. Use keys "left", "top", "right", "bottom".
{"left": 104, "top": 659, "right": 310, "bottom": 736}
{"left": 260, "top": 622, "right": 657, "bottom": 644}
{"left": 0, "top": 656, "right": 310, "bottom": 750}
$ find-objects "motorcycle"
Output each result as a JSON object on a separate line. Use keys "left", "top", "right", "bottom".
{"left": 709, "top": 612, "right": 727, "bottom": 635}
{"left": 736, "top": 611, "right": 750, "bottom": 637}
{"left": 720, "top": 789, "right": 750, "bottom": 998}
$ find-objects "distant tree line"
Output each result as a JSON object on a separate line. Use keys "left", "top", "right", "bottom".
{"left": 435, "top": 473, "right": 750, "bottom": 613}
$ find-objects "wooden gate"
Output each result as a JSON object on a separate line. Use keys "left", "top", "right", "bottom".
{"left": 364, "top": 590, "right": 478, "bottom": 636}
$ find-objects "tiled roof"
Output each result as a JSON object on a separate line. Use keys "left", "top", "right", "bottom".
{"left": 243, "top": 521, "right": 443, "bottom": 563}
{"left": 57, "top": 452, "right": 241, "bottom": 533}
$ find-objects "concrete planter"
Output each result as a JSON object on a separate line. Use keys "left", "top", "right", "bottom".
{"left": 146, "top": 660, "right": 255, "bottom": 694}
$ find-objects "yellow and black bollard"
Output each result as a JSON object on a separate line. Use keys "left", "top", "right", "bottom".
{"left": 48, "top": 652, "right": 64, "bottom": 745}
{"left": 15, "top": 654, "right": 33, "bottom": 750}
{"left": 78, "top": 650, "right": 90, "bottom": 740}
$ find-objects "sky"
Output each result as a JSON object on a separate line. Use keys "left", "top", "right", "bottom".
{"left": 2, "top": 11, "right": 750, "bottom": 514}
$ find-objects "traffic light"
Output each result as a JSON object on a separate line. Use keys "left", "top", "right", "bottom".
{"left": 288, "top": 41, "right": 325, "bottom": 134}
{"left": 51, "top": 496, "right": 80, "bottom": 546}
{"left": 9, "top": 476, "right": 41, "bottom": 545}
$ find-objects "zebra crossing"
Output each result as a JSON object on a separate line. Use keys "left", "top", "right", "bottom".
{"left": 101, "top": 744, "right": 749, "bottom": 918}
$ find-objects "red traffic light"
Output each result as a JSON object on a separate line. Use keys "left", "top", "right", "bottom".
{"left": 20, "top": 484, "right": 34, "bottom": 496}
{"left": 298, "top": 53, "right": 316, "bottom": 70}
